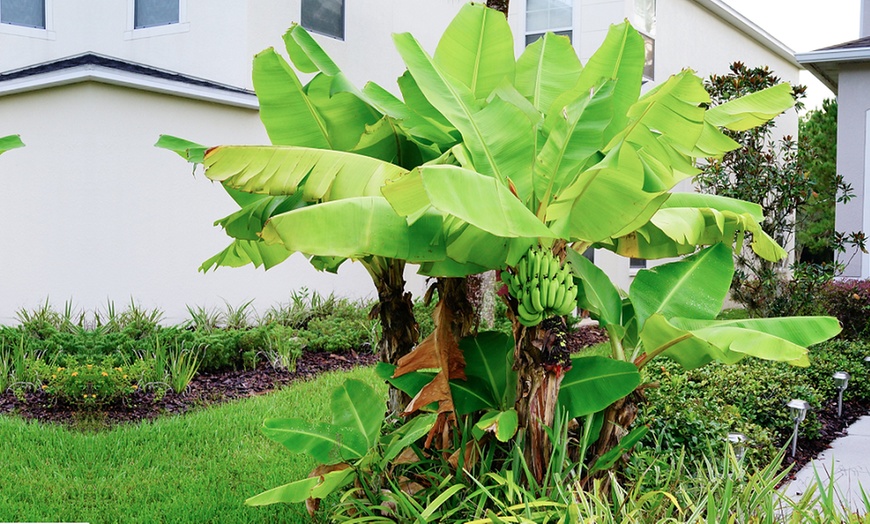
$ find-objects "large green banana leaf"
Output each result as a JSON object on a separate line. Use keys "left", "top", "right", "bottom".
{"left": 547, "top": 22, "right": 644, "bottom": 142}
{"left": 304, "top": 74, "right": 381, "bottom": 152}
{"left": 202, "top": 146, "right": 407, "bottom": 201}
{"left": 458, "top": 331, "right": 517, "bottom": 411}
{"left": 0, "top": 134, "right": 23, "bottom": 155}
{"left": 252, "top": 48, "right": 330, "bottom": 148}
{"left": 393, "top": 31, "right": 535, "bottom": 191}
{"left": 671, "top": 316, "right": 842, "bottom": 349}
{"left": 558, "top": 356, "right": 641, "bottom": 418}
{"left": 382, "top": 165, "right": 553, "bottom": 239}
{"left": 515, "top": 32, "right": 582, "bottom": 113}
{"left": 433, "top": 2, "right": 515, "bottom": 101}
{"left": 260, "top": 197, "right": 446, "bottom": 263}
{"left": 629, "top": 243, "right": 733, "bottom": 331}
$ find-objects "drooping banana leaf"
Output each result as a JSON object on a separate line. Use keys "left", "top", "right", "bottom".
{"left": 199, "top": 239, "right": 292, "bottom": 272}
{"left": 433, "top": 2, "right": 516, "bottom": 101}
{"left": 215, "top": 193, "right": 306, "bottom": 241}
{"left": 154, "top": 134, "right": 207, "bottom": 164}
{"left": 304, "top": 73, "right": 381, "bottom": 152}
{"left": 202, "top": 146, "right": 407, "bottom": 201}
{"left": 245, "top": 467, "right": 355, "bottom": 506}
{"left": 0, "top": 134, "right": 24, "bottom": 155}
{"left": 260, "top": 197, "right": 447, "bottom": 263}
{"left": 705, "top": 83, "right": 796, "bottom": 131}
{"left": 629, "top": 243, "right": 734, "bottom": 331}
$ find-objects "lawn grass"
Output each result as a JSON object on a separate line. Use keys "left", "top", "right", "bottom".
{"left": 0, "top": 366, "right": 385, "bottom": 524}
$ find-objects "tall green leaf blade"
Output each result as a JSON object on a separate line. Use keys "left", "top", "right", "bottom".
{"left": 459, "top": 331, "right": 517, "bottom": 410}
{"left": 252, "top": 48, "right": 331, "bottom": 148}
{"left": 534, "top": 81, "right": 614, "bottom": 201}
{"left": 565, "top": 248, "right": 621, "bottom": 327}
{"left": 516, "top": 32, "right": 582, "bottom": 112}
{"left": 382, "top": 165, "right": 554, "bottom": 239}
{"left": 260, "top": 197, "right": 446, "bottom": 263}
{"left": 433, "top": 2, "right": 516, "bottom": 100}
{"left": 305, "top": 73, "right": 381, "bottom": 152}
{"left": 630, "top": 243, "right": 734, "bottom": 330}
{"left": 558, "top": 356, "right": 641, "bottom": 419}
{"left": 283, "top": 24, "right": 340, "bottom": 75}
{"left": 330, "top": 379, "right": 384, "bottom": 449}
{"left": 199, "top": 239, "right": 292, "bottom": 273}
{"left": 261, "top": 418, "right": 369, "bottom": 463}
{"left": 705, "top": 83, "right": 795, "bottom": 131}
{"left": 548, "top": 22, "right": 644, "bottom": 141}
{"left": 203, "top": 146, "right": 407, "bottom": 201}
{"left": 393, "top": 32, "right": 534, "bottom": 187}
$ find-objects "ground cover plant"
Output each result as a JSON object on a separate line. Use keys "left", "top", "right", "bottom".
{"left": 156, "top": 5, "right": 848, "bottom": 521}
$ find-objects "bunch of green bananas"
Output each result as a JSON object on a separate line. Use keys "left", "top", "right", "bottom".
{"left": 501, "top": 247, "right": 578, "bottom": 327}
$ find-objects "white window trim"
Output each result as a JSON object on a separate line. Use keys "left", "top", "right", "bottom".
{"left": 0, "top": 0, "right": 55, "bottom": 40}
{"left": 124, "top": 0, "right": 189, "bottom": 40}
{"left": 523, "top": 0, "right": 573, "bottom": 43}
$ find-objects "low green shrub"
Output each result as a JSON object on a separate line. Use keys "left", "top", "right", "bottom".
{"left": 28, "top": 356, "right": 148, "bottom": 406}
{"left": 818, "top": 279, "right": 870, "bottom": 339}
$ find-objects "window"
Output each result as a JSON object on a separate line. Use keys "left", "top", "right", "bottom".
{"left": 631, "top": 0, "right": 656, "bottom": 80}
{"left": 525, "top": 0, "right": 572, "bottom": 46}
{"left": 301, "top": 0, "right": 344, "bottom": 40}
{"left": 629, "top": 258, "right": 647, "bottom": 270}
{"left": 0, "top": 0, "right": 44, "bottom": 29}
{"left": 135, "top": 0, "right": 179, "bottom": 29}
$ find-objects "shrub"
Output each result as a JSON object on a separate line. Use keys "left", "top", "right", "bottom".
{"left": 818, "top": 279, "right": 870, "bottom": 339}
{"left": 30, "top": 356, "right": 148, "bottom": 406}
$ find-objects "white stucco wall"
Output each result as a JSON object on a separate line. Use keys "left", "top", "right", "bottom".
{"left": 0, "top": 82, "right": 425, "bottom": 323}
{"left": 835, "top": 63, "right": 870, "bottom": 278}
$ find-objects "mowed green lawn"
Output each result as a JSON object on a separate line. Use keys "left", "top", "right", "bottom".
{"left": 0, "top": 366, "right": 384, "bottom": 524}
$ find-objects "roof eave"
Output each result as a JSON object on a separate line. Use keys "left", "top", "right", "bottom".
{"left": 0, "top": 62, "right": 259, "bottom": 109}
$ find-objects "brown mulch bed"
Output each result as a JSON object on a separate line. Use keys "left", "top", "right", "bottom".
{"left": 0, "top": 349, "right": 377, "bottom": 426}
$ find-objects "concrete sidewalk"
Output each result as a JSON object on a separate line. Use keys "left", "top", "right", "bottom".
{"left": 781, "top": 415, "right": 870, "bottom": 513}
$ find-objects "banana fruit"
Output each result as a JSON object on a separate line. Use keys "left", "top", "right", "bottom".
{"left": 504, "top": 246, "right": 578, "bottom": 327}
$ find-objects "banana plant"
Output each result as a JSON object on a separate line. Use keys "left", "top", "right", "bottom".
{"left": 0, "top": 135, "right": 23, "bottom": 155}
{"left": 245, "top": 378, "right": 436, "bottom": 514}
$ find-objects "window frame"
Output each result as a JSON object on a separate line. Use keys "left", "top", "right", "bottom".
{"left": 300, "top": 0, "right": 345, "bottom": 41}
{"left": 524, "top": 0, "right": 573, "bottom": 47}
{"left": 124, "top": 0, "right": 189, "bottom": 40}
{"left": 0, "top": 0, "right": 54, "bottom": 39}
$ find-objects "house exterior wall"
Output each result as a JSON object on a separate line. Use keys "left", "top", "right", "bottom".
{"left": 0, "top": 0, "right": 801, "bottom": 316}
{"left": 835, "top": 63, "right": 870, "bottom": 278}
{"left": 0, "top": 83, "right": 398, "bottom": 323}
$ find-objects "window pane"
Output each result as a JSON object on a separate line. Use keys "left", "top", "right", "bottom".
{"left": 526, "top": 10, "right": 549, "bottom": 32}
{"left": 632, "top": 0, "right": 655, "bottom": 36}
{"left": 642, "top": 33, "right": 655, "bottom": 80}
{"left": 549, "top": 7, "right": 572, "bottom": 28}
{"left": 135, "top": 0, "right": 179, "bottom": 29}
{"left": 301, "top": 0, "right": 344, "bottom": 40}
{"left": 527, "top": 0, "right": 549, "bottom": 10}
{"left": 630, "top": 258, "right": 647, "bottom": 269}
{"left": 0, "top": 0, "right": 44, "bottom": 29}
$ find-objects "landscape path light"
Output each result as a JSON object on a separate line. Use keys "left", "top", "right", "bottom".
{"left": 726, "top": 432, "right": 747, "bottom": 461}
{"left": 787, "top": 399, "right": 810, "bottom": 458}
{"left": 833, "top": 371, "right": 850, "bottom": 417}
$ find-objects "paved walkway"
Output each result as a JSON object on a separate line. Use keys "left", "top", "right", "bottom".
{"left": 781, "top": 415, "right": 870, "bottom": 514}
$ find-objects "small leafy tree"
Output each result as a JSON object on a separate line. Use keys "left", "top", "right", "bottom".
{"left": 162, "top": 7, "right": 842, "bottom": 518}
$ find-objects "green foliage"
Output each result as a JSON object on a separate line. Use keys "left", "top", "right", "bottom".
{"left": 798, "top": 98, "right": 840, "bottom": 261}
{"left": 165, "top": 341, "right": 202, "bottom": 393}
{"left": 29, "top": 356, "right": 148, "bottom": 406}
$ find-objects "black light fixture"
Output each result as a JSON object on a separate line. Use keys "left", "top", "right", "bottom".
{"left": 787, "top": 399, "right": 810, "bottom": 458}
